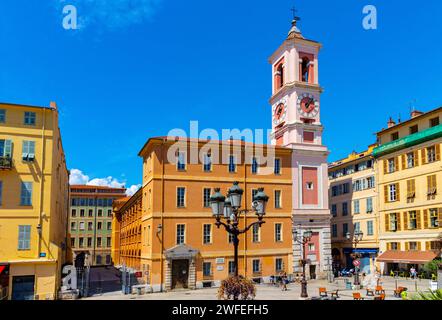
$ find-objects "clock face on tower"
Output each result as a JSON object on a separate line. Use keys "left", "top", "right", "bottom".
{"left": 273, "top": 100, "right": 287, "bottom": 126}
{"left": 297, "top": 93, "right": 319, "bottom": 118}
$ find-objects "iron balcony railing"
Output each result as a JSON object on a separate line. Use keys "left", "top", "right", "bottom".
{"left": 0, "top": 156, "right": 12, "bottom": 169}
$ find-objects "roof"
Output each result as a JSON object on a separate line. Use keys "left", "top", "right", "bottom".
{"left": 137, "top": 136, "right": 292, "bottom": 157}
{"left": 70, "top": 185, "right": 126, "bottom": 192}
{"left": 0, "top": 101, "right": 54, "bottom": 111}
{"left": 377, "top": 250, "right": 439, "bottom": 264}
{"left": 328, "top": 143, "right": 377, "bottom": 169}
{"left": 376, "top": 106, "right": 442, "bottom": 136}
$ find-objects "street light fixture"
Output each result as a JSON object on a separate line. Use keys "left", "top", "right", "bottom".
{"left": 292, "top": 225, "right": 313, "bottom": 298}
{"left": 346, "top": 230, "right": 364, "bottom": 286}
{"left": 210, "top": 182, "right": 268, "bottom": 278}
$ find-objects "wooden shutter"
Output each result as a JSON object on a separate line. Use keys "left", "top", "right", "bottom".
{"left": 434, "top": 175, "right": 437, "bottom": 191}
{"left": 421, "top": 149, "right": 427, "bottom": 164}
{"left": 395, "top": 157, "right": 399, "bottom": 172}
{"left": 417, "top": 242, "right": 422, "bottom": 251}
{"left": 385, "top": 214, "right": 390, "bottom": 232}
{"left": 401, "top": 154, "right": 406, "bottom": 170}
{"left": 436, "top": 144, "right": 441, "bottom": 161}
{"left": 426, "top": 241, "right": 431, "bottom": 251}
{"left": 384, "top": 185, "right": 389, "bottom": 203}
{"left": 406, "top": 180, "right": 411, "bottom": 197}
{"left": 396, "top": 183, "right": 400, "bottom": 201}
{"left": 397, "top": 242, "right": 401, "bottom": 251}
{"left": 423, "top": 209, "right": 428, "bottom": 229}
{"left": 416, "top": 210, "right": 422, "bottom": 229}
{"left": 414, "top": 150, "right": 419, "bottom": 166}
{"left": 383, "top": 159, "right": 388, "bottom": 174}
{"left": 403, "top": 212, "right": 408, "bottom": 230}
{"left": 405, "top": 242, "right": 409, "bottom": 251}
{"left": 396, "top": 212, "right": 401, "bottom": 231}
{"left": 386, "top": 243, "right": 391, "bottom": 251}
{"left": 438, "top": 208, "right": 442, "bottom": 228}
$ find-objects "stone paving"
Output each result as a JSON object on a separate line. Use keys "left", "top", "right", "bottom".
{"left": 82, "top": 276, "right": 435, "bottom": 300}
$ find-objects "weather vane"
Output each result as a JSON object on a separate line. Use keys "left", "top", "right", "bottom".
{"left": 291, "top": 6, "right": 301, "bottom": 22}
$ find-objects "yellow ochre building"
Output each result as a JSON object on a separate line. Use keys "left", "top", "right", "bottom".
{"left": 0, "top": 102, "right": 70, "bottom": 300}
{"left": 374, "top": 108, "right": 442, "bottom": 274}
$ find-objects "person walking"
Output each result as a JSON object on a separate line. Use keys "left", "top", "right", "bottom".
{"left": 410, "top": 266, "right": 416, "bottom": 279}
{"left": 281, "top": 272, "right": 288, "bottom": 291}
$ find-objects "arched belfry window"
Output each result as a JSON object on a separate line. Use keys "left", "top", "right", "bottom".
{"left": 273, "top": 58, "right": 285, "bottom": 92}
{"left": 301, "top": 57, "right": 310, "bottom": 83}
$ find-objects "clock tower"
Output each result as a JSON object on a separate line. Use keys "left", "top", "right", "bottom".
{"left": 269, "top": 17, "right": 332, "bottom": 279}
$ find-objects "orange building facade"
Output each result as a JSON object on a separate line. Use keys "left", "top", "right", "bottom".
{"left": 112, "top": 138, "right": 294, "bottom": 291}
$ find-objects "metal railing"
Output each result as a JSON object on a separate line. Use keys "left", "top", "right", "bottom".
{"left": 0, "top": 157, "right": 12, "bottom": 169}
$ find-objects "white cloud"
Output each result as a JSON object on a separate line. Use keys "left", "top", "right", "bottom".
{"left": 69, "top": 168, "right": 140, "bottom": 196}
{"left": 57, "top": 0, "right": 163, "bottom": 30}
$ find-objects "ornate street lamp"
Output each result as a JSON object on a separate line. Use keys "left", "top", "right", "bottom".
{"left": 346, "top": 230, "right": 364, "bottom": 286}
{"left": 292, "top": 226, "right": 313, "bottom": 298}
{"left": 210, "top": 182, "right": 268, "bottom": 278}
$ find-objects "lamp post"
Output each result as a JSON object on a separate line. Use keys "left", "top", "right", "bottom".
{"left": 210, "top": 182, "right": 268, "bottom": 278}
{"left": 292, "top": 226, "right": 313, "bottom": 298}
{"left": 346, "top": 230, "right": 363, "bottom": 286}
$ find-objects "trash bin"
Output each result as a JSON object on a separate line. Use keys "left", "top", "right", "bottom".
{"left": 345, "top": 280, "right": 352, "bottom": 290}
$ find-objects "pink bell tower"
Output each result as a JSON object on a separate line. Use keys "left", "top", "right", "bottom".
{"left": 269, "top": 15, "right": 332, "bottom": 279}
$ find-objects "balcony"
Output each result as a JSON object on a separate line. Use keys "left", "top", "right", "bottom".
{"left": 0, "top": 156, "right": 12, "bottom": 170}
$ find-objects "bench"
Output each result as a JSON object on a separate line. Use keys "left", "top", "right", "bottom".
{"left": 330, "top": 290, "right": 339, "bottom": 298}
{"left": 366, "top": 288, "right": 374, "bottom": 296}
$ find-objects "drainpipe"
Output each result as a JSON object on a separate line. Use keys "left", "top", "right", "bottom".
{"left": 37, "top": 107, "right": 47, "bottom": 259}
{"left": 159, "top": 139, "right": 165, "bottom": 292}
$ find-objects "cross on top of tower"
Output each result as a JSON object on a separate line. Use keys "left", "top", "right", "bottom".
{"left": 291, "top": 6, "right": 301, "bottom": 23}
{"left": 287, "top": 6, "right": 303, "bottom": 38}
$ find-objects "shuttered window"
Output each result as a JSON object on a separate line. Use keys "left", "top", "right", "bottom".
{"left": 427, "top": 175, "right": 437, "bottom": 196}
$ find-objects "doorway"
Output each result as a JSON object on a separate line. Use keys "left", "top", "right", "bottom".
{"left": 11, "top": 275, "right": 35, "bottom": 300}
{"left": 172, "top": 259, "right": 189, "bottom": 289}
{"left": 309, "top": 265, "right": 316, "bottom": 280}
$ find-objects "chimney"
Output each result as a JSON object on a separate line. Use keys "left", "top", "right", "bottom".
{"left": 411, "top": 110, "right": 424, "bottom": 118}
{"left": 50, "top": 101, "right": 57, "bottom": 110}
{"left": 387, "top": 117, "right": 396, "bottom": 128}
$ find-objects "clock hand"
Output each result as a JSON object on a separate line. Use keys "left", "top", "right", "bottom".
{"left": 304, "top": 98, "right": 314, "bottom": 110}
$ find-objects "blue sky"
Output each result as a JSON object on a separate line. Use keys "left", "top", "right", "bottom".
{"left": 1, "top": 0, "right": 441, "bottom": 192}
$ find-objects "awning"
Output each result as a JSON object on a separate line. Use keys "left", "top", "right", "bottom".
{"left": 377, "top": 250, "right": 439, "bottom": 264}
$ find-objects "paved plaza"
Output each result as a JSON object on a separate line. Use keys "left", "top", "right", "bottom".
{"left": 82, "top": 276, "right": 435, "bottom": 300}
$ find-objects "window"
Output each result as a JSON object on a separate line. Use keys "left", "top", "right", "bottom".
{"left": 308, "top": 243, "right": 315, "bottom": 251}
{"left": 97, "top": 237, "right": 102, "bottom": 247}
{"left": 22, "top": 141, "right": 35, "bottom": 161}
{"left": 252, "top": 259, "right": 261, "bottom": 273}
{"left": 252, "top": 224, "right": 260, "bottom": 242}
{"left": 88, "top": 209, "right": 93, "bottom": 217}
{"left": 71, "top": 238, "right": 76, "bottom": 248}
{"left": 252, "top": 189, "right": 258, "bottom": 201}
{"left": 389, "top": 213, "right": 398, "bottom": 231}
{"left": 98, "top": 209, "right": 103, "bottom": 217}
{"left": 354, "top": 222, "right": 360, "bottom": 233}
{"left": 367, "top": 221, "right": 374, "bottom": 236}
{"left": 0, "top": 109, "right": 5, "bottom": 122}
{"left": 275, "top": 223, "right": 282, "bottom": 242}
{"left": 367, "top": 176, "right": 375, "bottom": 189}
{"left": 353, "top": 200, "right": 360, "bottom": 214}
{"left": 203, "top": 224, "right": 212, "bottom": 244}
{"left": 409, "top": 125, "right": 418, "bottom": 134}
{"left": 427, "top": 175, "right": 437, "bottom": 196}
{"left": 251, "top": 157, "right": 258, "bottom": 174}
{"left": 70, "top": 222, "right": 76, "bottom": 231}
{"left": 406, "top": 152, "right": 414, "bottom": 168}
{"left": 177, "top": 187, "right": 185, "bottom": 207}
{"left": 389, "top": 184, "right": 398, "bottom": 202}
{"left": 228, "top": 155, "right": 236, "bottom": 173}
{"left": 274, "top": 158, "right": 281, "bottom": 175}
{"left": 107, "top": 222, "right": 112, "bottom": 230}
{"left": 429, "top": 209, "right": 439, "bottom": 228}
{"left": 88, "top": 222, "right": 93, "bottom": 231}
{"left": 331, "top": 204, "right": 337, "bottom": 217}
{"left": 388, "top": 158, "right": 395, "bottom": 173}
{"left": 106, "top": 255, "right": 111, "bottom": 264}
{"left": 18, "top": 225, "right": 31, "bottom": 250}
{"left": 301, "top": 57, "right": 310, "bottom": 82}
{"left": 0, "top": 139, "right": 12, "bottom": 158}
{"left": 71, "top": 209, "right": 77, "bottom": 217}
{"left": 391, "top": 132, "right": 399, "bottom": 141}
{"left": 203, "top": 188, "right": 211, "bottom": 208}
{"left": 343, "top": 183, "right": 350, "bottom": 194}
{"left": 203, "top": 153, "right": 212, "bottom": 172}
{"left": 409, "top": 242, "right": 418, "bottom": 251}
{"left": 408, "top": 211, "right": 417, "bottom": 230}
{"left": 24, "top": 112, "right": 36, "bottom": 125}
{"left": 366, "top": 198, "right": 373, "bottom": 213}
{"left": 96, "top": 255, "right": 102, "bottom": 264}
{"left": 177, "top": 152, "right": 186, "bottom": 171}
{"left": 427, "top": 146, "right": 436, "bottom": 163}
{"left": 176, "top": 224, "right": 185, "bottom": 245}
{"left": 97, "top": 222, "right": 102, "bottom": 230}
{"left": 342, "top": 202, "right": 349, "bottom": 216}
{"left": 274, "top": 190, "right": 281, "bottom": 209}
{"left": 107, "top": 237, "right": 111, "bottom": 247}
{"left": 79, "top": 222, "right": 85, "bottom": 231}
{"left": 275, "top": 258, "right": 283, "bottom": 272}
{"left": 80, "top": 209, "right": 85, "bottom": 217}
{"left": 332, "top": 224, "right": 338, "bottom": 237}
{"left": 79, "top": 237, "right": 84, "bottom": 248}
{"left": 407, "top": 179, "right": 416, "bottom": 201}
{"left": 390, "top": 242, "right": 399, "bottom": 251}
{"left": 342, "top": 223, "right": 348, "bottom": 236}
{"left": 430, "top": 117, "right": 440, "bottom": 128}
{"left": 107, "top": 210, "right": 112, "bottom": 217}
{"left": 203, "top": 262, "right": 212, "bottom": 276}
{"left": 20, "top": 182, "right": 33, "bottom": 206}
{"left": 228, "top": 261, "right": 235, "bottom": 274}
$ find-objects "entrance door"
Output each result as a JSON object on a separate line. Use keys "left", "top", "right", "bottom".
{"left": 172, "top": 259, "right": 189, "bottom": 289}
{"left": 309, "top": 265, "right": 316, "bottom": 280}
{"left": 11, "top": 276, "right": 35, "bottom": 300}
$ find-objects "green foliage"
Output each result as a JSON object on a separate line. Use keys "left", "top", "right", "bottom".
{"left": 218, "top": 276, "right": 256, "bottom": 300}
{"left": 423, "top": 259, "right": 441, "bottom": 274}
{"left": 412, "top": 289, "right": 442, "bottom": 300}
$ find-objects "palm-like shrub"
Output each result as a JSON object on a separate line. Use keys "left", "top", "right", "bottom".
{"left": 218, "top": 276, "right": 256, "bottom": 300}
{"left": 412, "top": 289, "right": 442, "bottom": 300}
